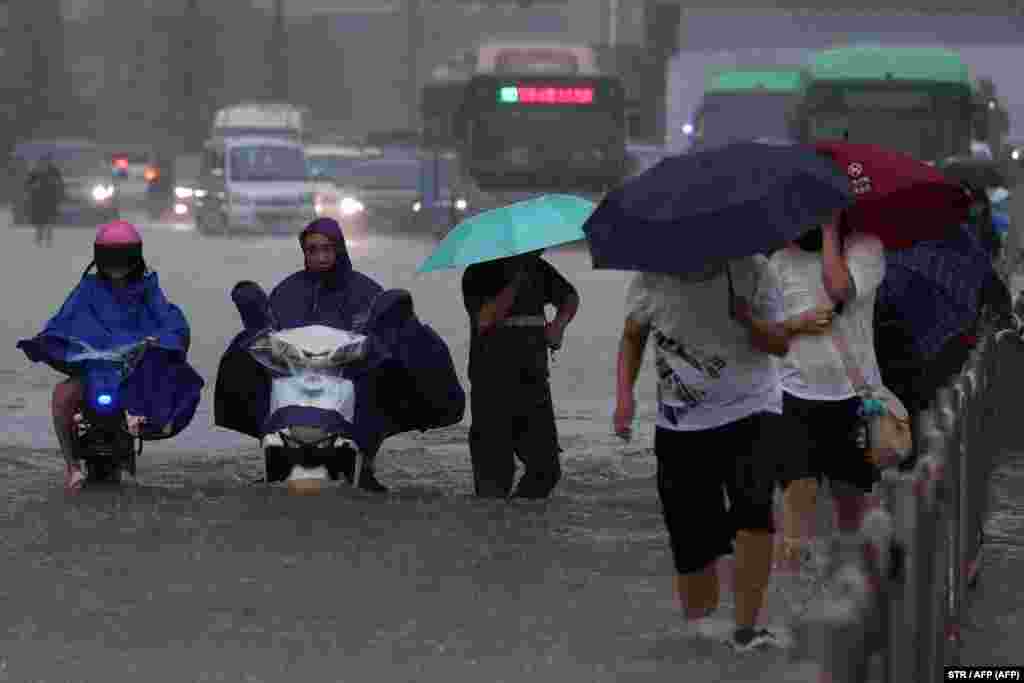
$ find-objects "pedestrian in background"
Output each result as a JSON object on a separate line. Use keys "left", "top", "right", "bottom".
{"left": 25, "top": 154, "right": 63, "bottom": 247}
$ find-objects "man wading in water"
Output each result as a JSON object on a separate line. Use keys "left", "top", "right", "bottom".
{"left": 462, "top": 249, "right": 579, "bottom": 500}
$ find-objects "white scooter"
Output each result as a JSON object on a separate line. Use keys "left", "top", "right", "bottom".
{"left": 248, "top": 324, "right": 369, "bottom": 495}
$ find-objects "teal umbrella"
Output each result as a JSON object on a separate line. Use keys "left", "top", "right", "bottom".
{"left": 416, "top": 194, "right": 596, "bottom": 273}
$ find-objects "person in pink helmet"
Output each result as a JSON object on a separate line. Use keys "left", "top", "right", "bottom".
{"left": 17, "top": 221, "right": 204, "bottom": 493}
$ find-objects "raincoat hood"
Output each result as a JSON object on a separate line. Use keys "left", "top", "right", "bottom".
{"left": 269, "top": 219, "right": 383, "bottom": 331}
{"left": 299, "top": 218, "right": 352, "bottom": 287}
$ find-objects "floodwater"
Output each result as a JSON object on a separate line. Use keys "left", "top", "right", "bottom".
{"left": 0, "top": 212, "right": 1019, "bottom": 680}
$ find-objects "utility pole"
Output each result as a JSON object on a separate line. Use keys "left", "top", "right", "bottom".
{"left": 407, "top": 0, "right": 421, "bottom": 132}
{"left": 182, "top": 0, "right": 199, "bottom": 152}
{"left": 25, "top": 0, "right": 64, "bottom": 138}
{"left": 271, "top": 0, "right": 288, "bottom": 101}
{"left": 608, "top": 0, "right": 619, "bottom": 47}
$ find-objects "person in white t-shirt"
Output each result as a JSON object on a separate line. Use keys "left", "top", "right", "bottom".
{"left": 613, "top": 255, "right": 834, "bottom": 652}
{"left": 769, "top": 211, "right": 886, "bottom": 571}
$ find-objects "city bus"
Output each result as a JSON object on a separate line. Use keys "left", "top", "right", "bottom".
{"left": 801, "top": 45, "right": 975, "bottom": 163}
{"left": 688, "top": 67, "right": 810, "bottom": 150}
{"left": 454, "top": 72, "right": 628, "bottom": 191}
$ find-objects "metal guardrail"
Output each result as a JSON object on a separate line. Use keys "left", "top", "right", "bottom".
{"left": 790, "top": 320, "right": 1014, "bottom": 682}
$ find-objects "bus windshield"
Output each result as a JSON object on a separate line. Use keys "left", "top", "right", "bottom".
{"left": 472, "top": 107, "right": 621, "bottom": 152}
{"left": 806, "top": 86, "right": 970, "bottom": 161}
{"left": 697, "top": 92, "right": 800, "bottom": 147}
{"left": 229, "top": 145, "right": 307, "bottom": 182}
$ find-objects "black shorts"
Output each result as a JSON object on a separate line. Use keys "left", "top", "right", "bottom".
{"left": 778, "top": 392, "right": 879, "bottom": 493}
{"left": 654, "top": 412, "right": 777, "bottom": 575}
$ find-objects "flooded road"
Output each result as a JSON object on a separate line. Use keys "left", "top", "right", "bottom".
{"left": 0, "top": 212, "right": 1020, "bottom": 680}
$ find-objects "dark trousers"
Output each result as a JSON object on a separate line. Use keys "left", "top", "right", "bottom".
{"left": 469, "top": 377, "right": 562, "bottom": 499}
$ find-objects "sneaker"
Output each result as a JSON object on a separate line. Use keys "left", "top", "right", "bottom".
{"left": 729, "top": 626, "right": 790, "bottom": 652}
{"left": 64, "top": 462, "right": 85, "bottom": 494}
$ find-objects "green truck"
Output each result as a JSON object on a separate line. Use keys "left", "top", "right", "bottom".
{"left": 689, "top": 66, "right": 810, "bottom": 149}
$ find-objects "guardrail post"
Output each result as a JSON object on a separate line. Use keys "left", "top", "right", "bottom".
{"left": 964, "top": 340, "right": 997, "bottom": 593}
{"left": 877, "top": 468, "right": 912, "bottom": 683}
{"left": 912, "top": 450, "right": 944, "bottom": 680}
{"left": 944, "top": 378, "right": 968, "bottom": 665}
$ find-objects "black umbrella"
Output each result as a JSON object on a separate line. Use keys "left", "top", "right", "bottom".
{"left": 937, "top": 156, "right": 1007, "bottom": 190}
{"left": 582, "top": 140, "right": 852, "bottom": 276}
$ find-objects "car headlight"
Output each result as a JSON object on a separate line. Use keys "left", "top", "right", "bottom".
{"left": 175, "top": 186, "right": 194, "bottom": 199}
{"left": 1013, "top": 149, "right": 1021, "bottom": 161}
{"left": 340, "top": 197, "right": 365, "bottom": 216}
{"left": 193, "top": 189, "right": 207, "bottom": 198}
{"left": 412, "top": 201, "right": 422, "bottom": 213}
{"left": 91, "top": 184, "right": 114, "bottom": 202}
{"left": 455, "top": 198, "right": 468, "bottom": 211}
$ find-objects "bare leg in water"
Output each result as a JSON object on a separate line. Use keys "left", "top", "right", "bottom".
{"left": 782, "top": 478, "right": 820, "bottom": 567}
{"left": 52, "top": 379, "right": 85, "bottom": 493}
{"left": 674, "top": 530, "right": 774, "bottom": 641}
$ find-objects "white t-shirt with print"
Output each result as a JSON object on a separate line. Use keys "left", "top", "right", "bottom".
{"left": 625, "top": 256, "right": 784, "bottom": 432}
{"left": 769, "top": 232, "right": 886, "bottom": 402}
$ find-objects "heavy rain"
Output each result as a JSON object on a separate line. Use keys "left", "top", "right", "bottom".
{"left": 1, "top": 1, "right": 1023, "bottom": 680}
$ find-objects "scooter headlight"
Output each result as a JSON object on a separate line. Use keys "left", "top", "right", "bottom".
{"left": 82, "top": 381, "right": 122, "bottom": 425}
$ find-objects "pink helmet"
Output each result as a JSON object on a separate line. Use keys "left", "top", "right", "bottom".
{"left": 95, "top": 220, "right": 142, "bottom": 246}
{"left": 93, "top": 221, "right": 144, "bottom": 277}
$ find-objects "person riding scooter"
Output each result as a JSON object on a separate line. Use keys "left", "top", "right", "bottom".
{"left": 213, "top": 217, "right": 466, "bottom": 493}
{"left": 17, "top": 220, "right": 204, "bottom": 493}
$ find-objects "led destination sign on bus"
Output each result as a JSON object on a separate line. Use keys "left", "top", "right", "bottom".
{"left": 498, "top": 86, "right": 595, "bottom": 105}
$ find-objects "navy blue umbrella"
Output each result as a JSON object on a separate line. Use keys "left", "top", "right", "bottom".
{"left": 876, "top": 226, "right": 991, "bottom": 360}
{"left": 583, "top": 140, "right": 853, "bottom": 275}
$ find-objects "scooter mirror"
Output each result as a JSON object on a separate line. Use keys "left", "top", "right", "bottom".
{"left": 231, "top": 280, "right": 273, "bottom": 330}
{"left": 248, "top": 333, "right": 290, "bottom": 376}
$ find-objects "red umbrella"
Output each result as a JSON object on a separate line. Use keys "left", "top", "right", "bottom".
{"left": 814, "top": 140, "right": 971, "bottom": 250}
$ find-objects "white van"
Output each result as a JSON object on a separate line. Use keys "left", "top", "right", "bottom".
{"left": 194, "top": 136, "right": 315, "bottom": 235}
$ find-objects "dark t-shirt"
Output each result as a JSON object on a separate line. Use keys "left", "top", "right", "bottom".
{"left": 462, "top": 255, "right": 575, "bottom": 382}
